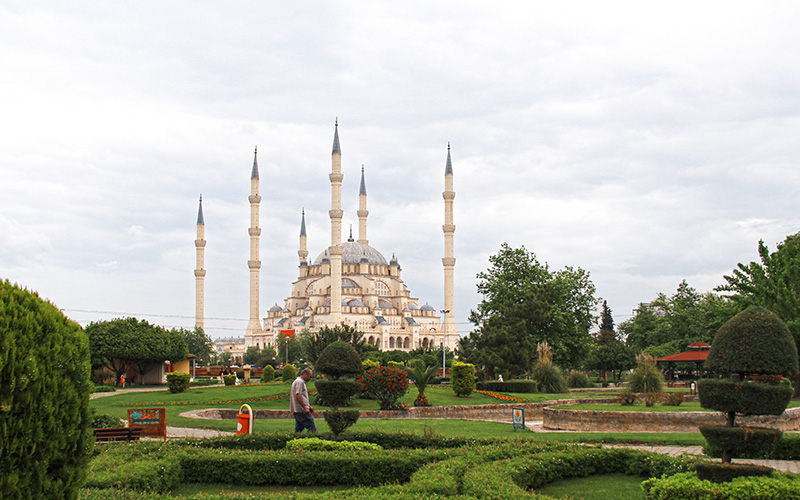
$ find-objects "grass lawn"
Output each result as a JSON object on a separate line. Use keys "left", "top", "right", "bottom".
{"left": 536, "top": 473, "right": 645, "bottom": 500}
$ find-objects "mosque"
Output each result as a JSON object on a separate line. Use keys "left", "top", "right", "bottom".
{"left": 195, "top": 121, "right": 458, "bottom": 353}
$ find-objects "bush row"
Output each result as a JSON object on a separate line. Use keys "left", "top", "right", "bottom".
{"left": 704, "top": 432, "right": 800, "bottom": 460}
{"left": 643, "top": 471, "right": 800, "bottom": 500}
{"left": 180, "top": 430, "right": 496, "bottom": 451}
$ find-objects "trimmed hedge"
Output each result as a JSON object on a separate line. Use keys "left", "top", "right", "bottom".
{"left": 695, "top": 461, "right": 773, "bottom": 483}
{"left": 262, "top": 364, "right": 275, "bottom": 382}
{"left": 475, "top": 380, "right": 537, "bottom": 393}
{"left": 705, "top": 306, "right": 798, "bottom": 377}
{"left": 704, "top": 432, "right": 800, "bottom": 460}
{"left": 166, "top": 372, "right": 191, "bottom": 393}
{"left": 700, "top": 425, "right": 782, "bottom": 458}
{"left": 315, "top": 379, "right": 361, "bottom": 408}
{"left": 323, "top": 410, "right": 360, "bottom": 436}
{"left": 698, "top": 378, "right": 793, "bottom": 416}
{"left": 315, "top": 341, "right": 363, "bottom": 380}
{"left": 0, "top": 280, "right": 93, "bottom": 500}
{"left": 643, "top": 471, "right": 800, "bottom": 499}
{"left": 282, "top": 363, "right": 297, "bottom": 382}
{"left": 452, "top": 361, "right": 476, "bottom": 397}
{"left": 285, "top": 437, "right": 382, "bottom": 451}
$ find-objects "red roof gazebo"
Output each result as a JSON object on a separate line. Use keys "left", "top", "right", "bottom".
{"left": 656, "top": 341, "right": 711, "bottom": 379}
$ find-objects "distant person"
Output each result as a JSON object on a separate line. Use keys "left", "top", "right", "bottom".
{"left": 290, "top": 368, "right": 316, "bottom": 433}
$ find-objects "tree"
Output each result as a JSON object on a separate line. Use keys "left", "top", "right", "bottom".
{"left": 407, "top": 360, "right": 439, "bottom": 406}
{"left": 464, "top": 244, "right": 597, "bottom": 377}
{"left": 243, "top": 346, "right": 262, "bottom": 365}
{"left": 698, "top": 307, "right": 797, "bottom": 475}
{"left": 85, "top": 317, "right": 188, "bottom": 385}
{"left": 717, "top": 234, "right": 800, "bottom": 349}
{"left": 599, "top": 300, "right": 614, "bottom": 333}
{"left": 299, "top": 324, "right": 366, "bottom": 365}
{"left": 179, "top": 327, "right": 214, "bottom": 364}
{"left": 1, "top": 280, "right": 92, "bottom": 499}
{"left": 277, "top": 331, "right": 302, "bottom": 365}
{"left": 621, "top": 282, "right": 740, "bottom": 355}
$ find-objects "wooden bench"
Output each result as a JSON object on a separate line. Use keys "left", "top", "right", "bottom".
{"left": 93, "top": 427, "right": 143, "bottom": 443}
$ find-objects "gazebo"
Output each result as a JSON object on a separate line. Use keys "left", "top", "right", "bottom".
{"left": 656, "top": 341, "right": 711, "bottom": 382}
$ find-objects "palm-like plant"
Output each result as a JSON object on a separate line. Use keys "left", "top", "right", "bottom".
{"left": 408, "top": 360, "right": 439, "bottom": 407}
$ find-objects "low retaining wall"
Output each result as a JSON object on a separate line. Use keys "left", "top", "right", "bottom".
{"left": 543, "top": 406, "right": 800, "bottom": 432}
{"left": 181, "top": 399, "right": 617, "bottom": 422}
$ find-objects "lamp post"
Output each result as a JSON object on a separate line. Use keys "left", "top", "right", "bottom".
{"left": 440, "top": 310, "right": 450, "bottom": 377}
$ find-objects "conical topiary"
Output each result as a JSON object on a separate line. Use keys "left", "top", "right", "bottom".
{"left": 314, "top": 341, "right": 363, "bottom": 436}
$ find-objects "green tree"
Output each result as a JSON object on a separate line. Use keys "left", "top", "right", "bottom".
{"left": 277, "top": 331, "right": 302, "bottom": 365}
{"left": 85, "top": 317, "right": 187, "bottom": 385}
{"left": 464, "top": 244, "right": 597, "bottom": 377}
{"left": 717, "top": 234, "right": 800, "bottom": 349}
{"left": 243, "top": 346, "right": 262, "bottom": 365}
{"left": 589, "top": 301, "right": 635, "bottom": 380}
{"left": 599, "top": 300, "right": 615, "bottom": 333}
{"left": 299, "top": 324, "right": 366, "bottom": 365}
{"left": 621, "top": 282, "right": 740, "bottom": 355}
{"left": 179, "top": 326, "right": 214, "bottom": 364}
{"left": 1, "top": 281, "right": 92, "bottom": 499}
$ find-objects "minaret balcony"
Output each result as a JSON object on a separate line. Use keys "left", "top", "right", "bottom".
{"left": 329, "top": 209, "right": 343, "bottom": 220}
{"left": 329, "top": 173, "right": 344, "bottom": 183}
{"left": 194, "top": 269, "right": 206, "bottom": 277}
{"left": 195, "top": 239, "right": 207, "bottom": 247}
{"left": 248, "top": 260, "right": 262, "bottom": 269}
{"left": 249, "top": 227, "right": 262, "bottom": 236}
{"left": 248, "top": 194, "right": 262, "bottom": 203}
{"left": 442, "top": 191, "right": 456, "bottom": 201}
{"left": 442, "top": 224, "right": 456, "bottom": 233}
{"left": 442, "top": 257, "right": 456, "bottom": 267}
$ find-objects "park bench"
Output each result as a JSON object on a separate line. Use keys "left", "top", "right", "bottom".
{"left": 93, "top": 426, "right": 143, "bottom": 443}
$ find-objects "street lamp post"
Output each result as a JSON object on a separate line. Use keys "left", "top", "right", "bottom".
{"left": 440, "top": 310, "right": 450, "bottom": 378}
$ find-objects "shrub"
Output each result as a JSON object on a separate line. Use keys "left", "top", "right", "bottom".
{"left": 165, "top": 372, "right": 190, "bottom": 393}
{"left": 362, "top": 359, "right": 379, "bottom": 372}
{"left": 285, "top": 437, "right": 382, "bottom": 451}
{"left": 262, "top": 364, "right": 275, "bottom": 382}
{"left": 451, "top": 361, "right": 476, "bottom": 397}
{"left": 322, "top": 410, "right": 360, "bottom": 436}
{"left": 222, "top": 374, "right": 236, "bottom": 386}
{"left": 92, "top": 385, "right": 116, "bottom": 393}
{"left": 387, "top": 360, "right": 405, "bottom": 370}
{"left": 90, "top": 413, "right": 123, "bottom": 429}
{"left": 315, "top": 341, "right": 363, "bottom": 380}
{"left": 698, "top": 378, "right": 793, "bottom": 416}
{"left": 475, "top": 380, "right": 538, "bottom": 393}
{"left": 235, "top": 369, "right": 245, "bottom": 380}
{"left": 282, "top": 363, "right": 296, "bottom": 382}
{"left": 695, "top": 461, "right": 774, "bottom": 483}
{"left": 358, "top": 366, "right": 409, "bottom": 409}
{"left": 644, "top": 392, "right": 661, "bottom": 407}
{"left": 408, "top": 360, "right": 438, "bottom": 407}
{"left": 705, "top": 306, "right": 798, "bottom": 377}
{"left": 567, "top": 370, "right": 592, "bottom": 388}
{"left": 532, "top": 342, "right": 568, "bottom": 393}
{"left": 663, "top": 392, "right": 684, "bottom": 406}
{"left": 643, "top": 470, "right": 800, "bottom": 499}
{"left": 0, "top": 280, "right": 92, "bottom": 500}
{"left": 314, "top": 380, "right": 361, "bottom": 409}
{"left": 700, "top": 425, "right": 782, "bottom": 459}
{"left": 628, "top": 353, "right": 665, "bottom": 393}
{"left": 618, "top": 390, "right": 638, "bottom": 405}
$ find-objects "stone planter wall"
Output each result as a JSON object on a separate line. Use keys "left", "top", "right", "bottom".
{"left": 542, "top": 406, "right": 800, "bottom": 432}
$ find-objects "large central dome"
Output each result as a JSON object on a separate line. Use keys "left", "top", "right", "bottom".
{"left": 313, "top": 240, "right": 389, "bottom": 266}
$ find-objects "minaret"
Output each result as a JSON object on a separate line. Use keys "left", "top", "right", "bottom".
{"left": 357, "top": 165, "right": 369, "bottom": 244}
{"left": 298, "top": 209, "right": 308, "bottom": 265}
{"left": 194, "top": 195, "right": 206, "bottom": 331}
{"left": 329, "top": 120, "right": 344, "bottom": 324}
{"left": 442, "top": 143, "right": 458, "bottom": 347}
{"left": 246, "top": 147, "right": 263, "bottom": 336}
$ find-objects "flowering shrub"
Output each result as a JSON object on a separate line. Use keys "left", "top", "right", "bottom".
{"left": 358, "top": 366, "right": 409, "bottom": 410}
{"left": 746, "top": 373, "right": 785, "bottom": 385}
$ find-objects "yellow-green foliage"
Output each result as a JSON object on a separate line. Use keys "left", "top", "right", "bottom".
{"left": 452, "top": 361, "right": 476, "bottom": 396}
{"left": 1, "top": 280, "right": 92, "bottom": 499}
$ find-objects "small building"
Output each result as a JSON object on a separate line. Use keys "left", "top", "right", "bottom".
{"left": 656, "top": 341, "right": 711, "bottom": 381}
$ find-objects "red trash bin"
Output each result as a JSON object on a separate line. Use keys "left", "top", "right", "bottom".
{"left": 237, "top": 404, "right": 253, "bottom": 435}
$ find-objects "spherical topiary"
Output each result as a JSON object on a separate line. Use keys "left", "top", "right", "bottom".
{"left": 315, "top": 341, "right": 363, "bottom": 380}
{"left": 282, "top": 363, "right": 297, "bottom": 382}
{"left": 705, "top": 307, "right": 798, "bottom": 376}
{"left": 0, "top": 280, "right": 92, "bottom": 499}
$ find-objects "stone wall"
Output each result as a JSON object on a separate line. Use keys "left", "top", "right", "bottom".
{"left": 543, "top": 406, "right": 800, "bottom": 432}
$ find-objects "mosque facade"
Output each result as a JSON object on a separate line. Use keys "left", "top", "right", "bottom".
{"left": 196, "top": 122, "right": 458, "bottom": 352}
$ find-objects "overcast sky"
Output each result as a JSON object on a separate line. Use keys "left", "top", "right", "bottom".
{"left": 2, "top": 2, "right": 799, "bottom": 340}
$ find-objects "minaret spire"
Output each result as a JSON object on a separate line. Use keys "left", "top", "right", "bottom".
{"left": 246, "top": 147, "right": 263, "bottom": 338}
{"left": 329, "top": 120, "right": 344, "bottom": 324}
{"left": 298, "top": 209, "right": 308, "bottom": 265}
{"left": 357, "top": 164, "right": 369, "bottom": 244}
{"left": 194, "top": 195, "right": 206, "bottom": 331}
{"left": 442, "top": 143, "right": 458, "bottom": 347}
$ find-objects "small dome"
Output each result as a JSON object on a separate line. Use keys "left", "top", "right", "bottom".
{"left": 421, "top": 303, "right": 435, "bottom": 311}
{"left": 348, "top": 299, "right": 366, "bottom": 307}
{"left": 269, "top": 304, "right": 282, "bottom": 312}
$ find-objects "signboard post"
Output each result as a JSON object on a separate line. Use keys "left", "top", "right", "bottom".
{"left": 127, "top": 408, "right": 167, "bottom": 440}
{"left": 512, "top": 408, "right": 525, "bottom": 431}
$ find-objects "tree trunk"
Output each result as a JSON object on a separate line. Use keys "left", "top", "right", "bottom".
{"left": 722, "top": 410, "right": 736, "bottom": 464}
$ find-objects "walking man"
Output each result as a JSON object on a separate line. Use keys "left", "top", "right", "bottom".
{"left": 290, "top": 368, "right": 316, "bottom": 433}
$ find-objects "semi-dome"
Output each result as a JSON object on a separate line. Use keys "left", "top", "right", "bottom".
{"left": 348, "top": 299, "right": 366, "bottom": 307}
{"left": 313, "top": 241, "right": 389, "bottom": 266}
